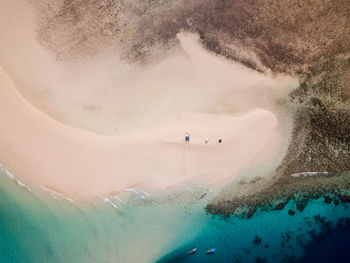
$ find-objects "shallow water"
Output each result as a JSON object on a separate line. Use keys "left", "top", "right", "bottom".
{"left": 1, "top": 168, "right": 350, "bottom": 263}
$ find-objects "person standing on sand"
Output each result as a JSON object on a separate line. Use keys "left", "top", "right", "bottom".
{"left": 205, "top": 138, "right": 209, "bottom": 144}
{"left": 185, "top": 132, "right": 190, "bottom": 143}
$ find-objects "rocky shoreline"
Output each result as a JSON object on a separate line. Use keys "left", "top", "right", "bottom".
{"left": 207, "top": 171, "right": 350, "bottom": 218}
{"left": 193, "top": 0, "right": 350, "bottom": 218}
{"left": 207, "top": 55, "right": 350, "bottom": 217}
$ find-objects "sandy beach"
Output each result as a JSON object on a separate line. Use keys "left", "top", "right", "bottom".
{"left": 0, "top": 64, "right": 282, "bottom": 196}
{"left": 0, "top": 1, "right": 349, "bottom": 263}
{"left": 0, "top": 1, "right": 297, "bottom": 197}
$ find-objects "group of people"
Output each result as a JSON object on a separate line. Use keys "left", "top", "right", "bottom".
{"left": 185, "top": 133, "right": 222, "bottom": 144}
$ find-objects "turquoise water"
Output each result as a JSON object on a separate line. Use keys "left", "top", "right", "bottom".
{"left": 0, "top": 168, "right": 349, "bottom": 263}
{"left": 157, "top": 200, "right": 350, "bottom": 263}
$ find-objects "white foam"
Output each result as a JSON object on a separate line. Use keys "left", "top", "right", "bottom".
{"left": 40, "top": 185, "right": 60, "bottom": 198}
{"left": 16, "top": 179, "right": 25, "bottom": 187}
{"left": 39, "top": 185, "right": 74, "bottom": 202}
{"left": 4, "top": 169, "right": 15, "bottom": 180}
{"left": 0, "top": 165, "right": 32, "bottom": 191}
{"left": 125, "top": 188, "right": 146, "bottom": 199}
{"left": 103, "top": 197, "right": 118, "bottom": 209}
{"left": 291, "top": 171, "right": 329, "bottom": 177}
{"left": 16, "top": 179, "right": 31, "bottom": 191}
{"left": 113, "top": 196, "right": 126, "bottom": 204}
{"left": 135, "top": 188, "right": 151, "bottom": 197}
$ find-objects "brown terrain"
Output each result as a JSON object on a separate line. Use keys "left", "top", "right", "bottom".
{"left": 29, "top": 0, "right": 349, "bottom": 72}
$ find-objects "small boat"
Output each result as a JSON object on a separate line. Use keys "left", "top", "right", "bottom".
{"left": 188, "top": 248, "right": 197, "bottom": 254}
{"left": 207, "top": 248, "right": 216, "bottom": 254}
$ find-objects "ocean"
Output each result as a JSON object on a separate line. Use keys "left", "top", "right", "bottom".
{"left": 0, "top": 167, "right": 349, "bottom": 263}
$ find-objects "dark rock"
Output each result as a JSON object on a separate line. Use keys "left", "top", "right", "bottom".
{"left": 253, "top": 235, "right": 262, "bottom": 245}
{"left": 247, "top": 208, "right": 256, "bottom": 219}
{"left": 288, "top": 209, "right": 296, "bottom": 216}
{"left": 324, "top": 195, "right": 332, "bottom": 204}
{"left": 296, "top": 198, "right": 308, "bottom": 212}
{"left": 281, "top": 231, "right": 294, "bottom": 249}
{"left": 281, "top": 255, "right": 297, "bottom": 263}
{"left": 255, "top": 257, "right": 267, "bottom": 263}
{"left": 337, "top": 217, "right": 346, "bottom": 228}
{"left": 313, "top": 214, "right": 332, "bottom": 232}
{"left": 339, "top": 195, "right": 350, "bottom": 203}
{"left": 334, "top": 199, "right": 339, "bottom": 206}
{"left": 275, "top": 202, "right": 286, "bottom": 210}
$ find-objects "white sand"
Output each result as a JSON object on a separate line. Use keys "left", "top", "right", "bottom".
{"left": 0, "top": 66, "right": 281, "bottom": 196}
{"left": 0, "top": 1, "right": 298, "bottom": 197}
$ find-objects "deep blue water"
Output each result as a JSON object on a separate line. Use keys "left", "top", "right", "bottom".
{"left": 157, "top": 198, "right": 350, "bottom": 263}
{"left": 1, "top": 167, "right": 350, "bottom": 263}
{"left": 298, "top": 218, "right": 350, "bottom": 263}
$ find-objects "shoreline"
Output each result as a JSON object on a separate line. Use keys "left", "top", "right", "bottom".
{"left": 206, "top": 171, "right": 350, "bottom": 218}
{"left": 207, "top": 55, "right": 350, "bottom": 218}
